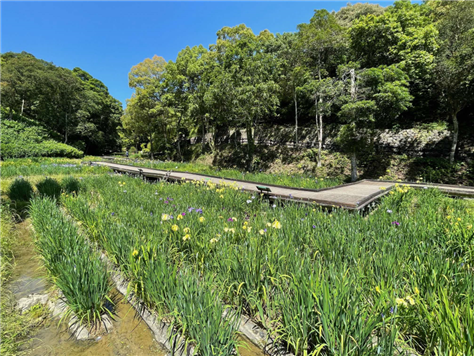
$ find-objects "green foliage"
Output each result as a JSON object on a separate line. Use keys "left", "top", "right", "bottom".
{"left": 1, "top": 52, "right": 122, "bottom": 155}
{"left": 62, "top": 174, "right": 474, "bottom": 355}
{"left": 7, "top": 178, "right": 33, "bottom": 202}
{"left": 29, "top": 197, "right": 113, "bottom": 326}
{"left": 0, "top": 157, "right": 110, "bottom": 178}
{"left": 62, "top": 176, "right": 81, "bottom": 195}
{"left": 36, "top": 178, "right": 62, "bottom": 200}
{"left": 0, "top": 111, "right": 83, "bottom": 159}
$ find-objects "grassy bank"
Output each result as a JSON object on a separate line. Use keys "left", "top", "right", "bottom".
{"left": 0, "top": 201, "right": 32, "bottom": 356}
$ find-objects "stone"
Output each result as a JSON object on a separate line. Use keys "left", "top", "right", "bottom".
{"left": 16, "top": 293, "right": 49, "bottom": 314}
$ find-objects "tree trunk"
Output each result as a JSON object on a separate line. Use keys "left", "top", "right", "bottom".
{"left": 20, "top": 99, "right": 24, "bottom": 116}
{"left": 449, "top": 112, "right": 459, "bottom": 164}
{"left": 246, "top": 120, "right": 254, "bottom": 172}
{"left": 64, "top": 113, "right": 68, "bottom": 144}
{"left": 351, "top": 152, "right": 358, "bottom": 182}
{"left": 294, "top": 91, "right": 298, "bottom": 146}
{"left": 150, "top": 133, "right": 154, "bottom": 160}
{"left": 317, "top": 113, "right": 323, "bottom": 168}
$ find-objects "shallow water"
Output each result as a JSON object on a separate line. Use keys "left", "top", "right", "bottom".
{"left": 9, "top": 219, "right": 50, "bottom": 299}
{"left": 23, "top": 295, "right": 165, "bottom": 356}
{"left": 238, "top": 335, "right": 265, "bottom": 356}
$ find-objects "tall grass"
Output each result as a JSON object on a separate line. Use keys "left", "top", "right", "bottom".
{"left": 0, "top": 157, "right": 110, "bottom": 178}
{"left": 62, "top": 175, "right": 474, "bottom": 355}
{"left": 30, "top": 197, "right": 113, "bottom": 326}
{"left": 36, "top": 177, "right": 62, "bottom": 199}
{"left": 104, "top": 157, "right": 343, "bottom": 189}
{"left": 7, "top": 178, "right": 33, "bottom": 202}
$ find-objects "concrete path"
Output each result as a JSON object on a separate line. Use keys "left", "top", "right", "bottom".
{"left": 91, "top": 161, "right": 474, "bottom": 210}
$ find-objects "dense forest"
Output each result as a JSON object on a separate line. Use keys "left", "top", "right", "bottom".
{"left": 123, "top": 0, "right": 473, "bottom": 179}
{"left": 1, "top": 52, "right": 122, "bottom": 156}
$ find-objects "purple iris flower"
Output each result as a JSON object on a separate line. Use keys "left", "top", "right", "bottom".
{"left": 188, "top": 207, "right": 195, "bottom": 212}
{"left": 111, "top": 212, "right": 115, "bottom": 216}
{"left": 312, "top": 225, "right": 316, "bottom": 229}
{"left": 264, "top": 229, "right": 267, "bottom": 233}
{"left": 196, "top": 208, "right": 203, "bottom": 214}
{"left": 392, "top": 221, "right": 400, "bottom": 226}
{"left": 227, "top": 218, "right": 233, "bottom": 222}
{"left": 390, "top": 307, "right": 394, "bottom": 314}
{"left": 164, "top": 201, "right": 169, "bottom": 204}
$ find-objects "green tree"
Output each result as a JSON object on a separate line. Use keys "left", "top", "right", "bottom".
{"left": 337, "top": 64, "right": 412, "bottom": 181}
{"left": 430, "top": 0, "right": 474, "bottom": 163}
{"left": 211, "top": 25, "right": 280, "bottom": 170}
{"left": 298, "top": 10, "right": 346, "bottom": 167}
{"left": 124, "top": 55, "right": 167, "bottom": 159}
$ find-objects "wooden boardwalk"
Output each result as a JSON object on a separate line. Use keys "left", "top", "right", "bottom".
{"left": 91, "top": 161, "right": 474, "bottom": 210}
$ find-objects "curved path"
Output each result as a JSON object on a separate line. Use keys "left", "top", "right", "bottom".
{"left": 91, "top": 161, "right": 474, "bottom": 210}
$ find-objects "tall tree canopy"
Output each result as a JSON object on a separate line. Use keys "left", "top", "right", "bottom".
{"left": 1, "top": 52, "right": 123, "bottom": 154}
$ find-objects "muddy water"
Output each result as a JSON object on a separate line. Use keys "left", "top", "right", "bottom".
{"left": 9, "top": 220, "right": 264, "bottom": 356}
{"left": 238, "top": 335, "right": 266, "bottom": 356}
{"left": 24, "top": 295, "right": 165, "bottom": 356}
{"left": 9, "top": 219, "right": 50, "bottom": 298}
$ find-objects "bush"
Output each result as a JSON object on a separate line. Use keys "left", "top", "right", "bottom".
{"left": 1, "top": 141, "right": 83, "bottom": 159}
{"left": 0, "top": 113, "right": 83, "bottom": 159}
{"left": 36, "top": 178, "right": 62, "bottom": 200}
{"left": 7, "top": 178, "right": 33, "bottom": 202}
{"left": 62, "top": 176, "right": 81, "bottom": 195}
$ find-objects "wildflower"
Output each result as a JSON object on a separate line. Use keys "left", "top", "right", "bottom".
{"left": 182, "top": 234, "right": 191, "bottom": 241}
{"left": 446, "top": 215, "right": 451, "bottom": 219}
{"left": 111, "top": 212, "right": 115, "bottom": 216}
{"left": 177, "top": 215, "right": 183, "bottom": 221}
{"left": 132, "top": 249, "right": 139, "bottom": 257}
{"left": 232, "top": 217, "right": 237, "bottom": 222}
{"left": 162, "top": 214, "right": 172, "bottom": 221}
{"left": 272, "top": 204, "right": 276, "bottom": 208}
{"left": 164, "top": 200, "right": 169, "bottom": 204}
{"left": 247, "top": 227, "right": 252, "bottom": 233}
{"left": 183, "top": 227, "right": 190, "bottom": 233}
{"left": 123, "top": 190, "right": 127, "bottom": 193}
{"left": 379, "top": 186, "right": 387, "bottom": 191}
{"left": 251, "top": 196, "right": 255, "bottom": 199}
{"left": 266, "top": 222, "right": 272, "bottom": 227}
{"left": 467, "top": 224, "right": 472, "bottom": 230}
{"left": 272, "top": 220, "right": 282, "bottom": 229}
{"left": 259, "top": 229, "right": 265, "bottom": 235}
{"left": 210, "top": 238, "right": 218, "bottom": 244}
{"left": 220, "top": 195, "right": 224, "bottom": 199}
{"left": 196, "top": 208, "right": 203, "bottom": 214}
{"left": 406, "top": 296, "right": 415, "bottom": 305}
{"left": 375, "top": 286, "right": 381, "bottom": 294}
{"left": 171, "top": 225, "right": 179, "bottom": 232}
{"left": 246, "top": 200, "right": 252, "bottom": 204}
{"left": 218, "top": 216, "right": 224, "bottom": 219}
{"left": 244, "top": 221, "right": 248, "bottom": 226}
{"left": 199, "top": 217, "right": 205, "bottom": 223}
{"left": 457, "top": 217, "right": 461, "bottom": 221}
{"left": 386, "top": 209, "right": 392, "bottom": 214}
{"left": 396, "top": 298, "right": 408, "bottom": 307}
{"left": 392, "top": 221, "right": 400, "bottom": 226}
{"left": 312, "top": 225, "right": 316, "bottom": 229}
{"left": 390, "top": 307, "right": 394, "bottom": 314}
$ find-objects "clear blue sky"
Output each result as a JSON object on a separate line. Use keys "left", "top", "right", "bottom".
{"left": 2, "top": 1, "right": 397, "bottom": 107}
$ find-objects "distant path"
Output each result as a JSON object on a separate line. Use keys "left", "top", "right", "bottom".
{"left": 91, "top": 161, "right": 474, "bottom": 210}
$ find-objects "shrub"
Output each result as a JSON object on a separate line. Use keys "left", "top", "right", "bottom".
{"left": 62, "top": 176, "right": 81, "bottom": 195}
{"left": 36, "top": 178, "right": 62, "bottom": 200}
{"left": 0, "top": 114, "right": 83, "bottom": 159}
{"left": 7, "top": 178, "right": 33, "bottom": 202}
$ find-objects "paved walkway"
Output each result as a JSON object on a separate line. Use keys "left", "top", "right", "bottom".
{"left": 92, "top": 161, "right": 474, "bottom": 210}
